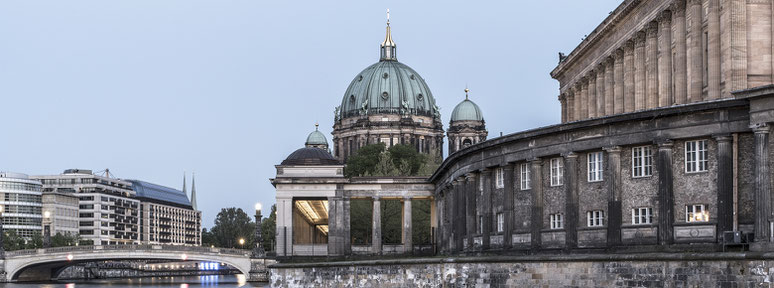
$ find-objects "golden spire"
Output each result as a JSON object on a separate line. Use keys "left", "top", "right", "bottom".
{"left": 315, "top": 122, "right": 319, "bottom": 131}
{"left": 380, "top": 9, "right": 396, "bottom": 61}
{"left": 465, "top": 87, "right": 470, "bottom": 100}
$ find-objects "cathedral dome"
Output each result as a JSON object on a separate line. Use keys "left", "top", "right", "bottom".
{"left": 281, "top": 147, "right": 340, "bottom": 166}
{"left": 451, "top": 92, "right": 484, "bottom": 122}
{"left": 305, "top": 124, "right": 328, "bottom": 146}
{"left": 337, "top": 18, "right": 439, "bottom": 120}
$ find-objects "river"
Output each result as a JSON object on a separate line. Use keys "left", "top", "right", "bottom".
{"left": 0, "top": 275, "right": 269, "bottom": 287}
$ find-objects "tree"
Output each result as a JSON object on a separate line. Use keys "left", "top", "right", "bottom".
{"left": 344, "top": 143, "right": 386, "bottom": 177}
{"left": 3, "top": 230, "right": 25, "bottom": 251}
{"left": 209, "top": 207, "right": 256, "bottom": 249}
{"left": 261, "top": 204, "right": 277, "bottom": 251}
{"left": 50, "top": 233, "right": 80, "bottom": 247}
{"left": 201, "top": 228, "right": 216, "bottom": 247}
{"left": 387, "top": 144, "right": 424, "bottom": 175}
{"left": 345, "top": 143, "right": 439, "bottom": 177}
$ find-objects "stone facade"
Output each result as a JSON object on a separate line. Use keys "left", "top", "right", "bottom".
{"left": 552, "top": 0, "right": 774, "bottom": 123}
{"left": 270, "top": 253, "right": 774, "bottom": 287}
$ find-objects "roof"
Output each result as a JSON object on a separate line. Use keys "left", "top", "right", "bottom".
{"left": 127, "top": 179, "right": 192, "bottom": 208}
{"left": 306, "top": 130, "right": 328, "bottom": 146}
{"left": 451, "top": 98, "right": 484, "bottom": 122}
{"left": 281, "top": 147, "right": 341, "bottom": 166}
{"left": 339, "top": 61, "right": 438, "bottom": 120}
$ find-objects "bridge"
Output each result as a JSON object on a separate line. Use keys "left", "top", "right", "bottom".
{"left": 0, "top": 245, "right": 273, "bottom": 282}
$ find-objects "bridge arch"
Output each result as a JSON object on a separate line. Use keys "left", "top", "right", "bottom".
{"left": 3, "top": 245, "right": 253, "bottom": 282}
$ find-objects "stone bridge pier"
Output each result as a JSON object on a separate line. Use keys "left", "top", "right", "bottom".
{"left": 0, "top": 245, "right": 274, "bottom": 283}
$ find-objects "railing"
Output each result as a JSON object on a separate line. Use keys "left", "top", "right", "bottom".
{"left": 4, "top": 245, "right": 251, "bottom": 257}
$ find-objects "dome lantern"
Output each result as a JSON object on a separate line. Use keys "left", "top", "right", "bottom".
{"left": 305, "top": 123, "right": 329, "bottom": 151}
{"left": 380, "top": 9, "right": 397, "bottom": 61}
{"left": 448, "top": 88, "right": 488, "bottom": 155}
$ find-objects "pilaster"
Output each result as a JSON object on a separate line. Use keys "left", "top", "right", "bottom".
{"left": 707, "top": 0, "right": 721, "bottom": 100}
{"left": 624, "top": 40, "right": 636, "bottom": 112}
{"left": 687, "top": 0, "right": 703, "bottom": 103}
{"left": 563, "top": 152, "right": 579, "bottom": 250}
{"left": 588, "top": 71, "right": 598, "bottom": 118}
{"left": 656, "top": 140, "right": 675, "bottom": 245}
{"left": 672, "top": 0, "right": 688, "bottom": 104}
{"left": 715, "top": 135, "right": 734, "bottom": 236}
{"left": 645, "top": 22, "right": 659, "bottom": 109}
{"left": 481, "top": 168, "right": 493, "bottom": 250}
{"left": 752, "top": 124, "right": 771, "bottom": 242}
{"left": 465, "top": 173, "right": 477, "bottom": 250}
{"left": 530, "top": 158, "right": 544, "bottom": 250}
{"left": 604, "top": 58, "right": 615, "bottom": 116}
{"left": 596, "top": 65, "right": 606, "bottom": 116}
{"left": 403, "top": 197, "right": 413, "bottom": 254}
{"left": 604, "top": 146, "right": 623, "bottom": 246}
{"left": 372, "top": 196, "right": 382, "bottom": 255}
{"left": 614, "top": 49, "right": 625, "bottom": 114}
{"left": 634, "top": 31, "right": 647, "bottom": 111}
{"left": 503, "top": 164, "right": 515, "bottom": 249}
{"left": 658, "top": 10, "right": 673, "bottom": 107}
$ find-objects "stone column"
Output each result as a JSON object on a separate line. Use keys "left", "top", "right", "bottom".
{"left": 568, "top": 92, "right": 576, "bottom": 122}
{"left": 342, "top": 197, "right": 351, "bottom": 255}
{"left": 530, "top": 158, "right": 544, "bottom": 250}
{"left": 372, "top": 196, "right": 382, "bottom": 255}
{"left": 634, "top": 32, "right": 647, "bottom": 111}
{"left": 327, "top": 196, "right": 340, "bottom": 255}
{"left": 503, "top": 164, "right": 515, "bottom": 249}
{"left": 481, "top": 169, "right": 493, "bottom": 250}
{"left": 604, "top": 60, "right": 614, "bottom": 115}
{"left": 560, "top": 95, "right": 567, "bottom": 123}
{"left": 672, "top": 0, "right": 688, "bottom": 104}
{"left": 580, "top": 81, "right": 589, "bottom": 120}
{"left": 573, "top": 86, "right": 581, "bottom": 122}
{"left": 465, "top": 173, "right": 477, "bottom": 250}
{"left": 624, "top": 41, "right": 636, "bottom": 112}
{"left": 656, "top": 140, "right": 675, "bottom": 245}
{"left": 646, "top": 22, "right": 659, "bottom": 109}
{"left": 658, "top": 11, "right": 673, "bottom": 107}
{"left": 596, "top": 65, "right": 606, "bottom": 116}
{"left": 453, "top": 179, "right": 464, "bottom": 253}
{"left": 752, "top": 124, "right": 771, "bottom": 242}
{"left": 614, "top": 50, "right": 624, "bottom": 114}
{"left": 563, "top": 152, "right": 579, "bottom": 250}
{"left": 604, "top": 146, "right": 623, "bottom": 246}
{"left": 687, "top": 0, "right": 703, "bottom": 103}
{"left": 588, "top": 72, "right": 598, "bottom": 118}
{"left": 715, "top": 135, "right": 733, "bottom": 236}
{"left": 707, "top": 0, "right": 721, "bottom": 100}
{"left": 403, "top": 197, "right": 413, "bottom": 254}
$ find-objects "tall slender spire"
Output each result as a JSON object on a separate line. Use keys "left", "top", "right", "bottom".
{"left": 182, "top": 172, "right": 187, "bottom": 198}
{"left": 380, "top": 9, "right": 397, "bottom": 61}
{"left": 191, "top": 173, "right": 198, "bottom": 211}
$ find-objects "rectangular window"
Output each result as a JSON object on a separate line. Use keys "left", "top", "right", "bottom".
{"left": 587, "top": 152, "right": 604, "bottom": 182}
{"left": 685, "top": 140, "right": 708, "bottom": 173}
{"left": 550, "top": 158, "right": 564, "bottom": 186}
{"left": 586, "top": 210, "right": 605, "bottom": 227}
{"left": 478, "top": 215, "right": 483, "bottom": 234}
{"left": 550, "top": 213, "right": 564, "bottom": 229}
{"left": 631, "top": 207, "right": 653, "bottom": 225}
{"left": 686, "top": 204, "right": 708, "bottom": 222}
{"left": 632, "top": 146, "right": 653, "bottom": 178}
{"left": 496, "top": 213, "right": 504, "bottom": 233}
{"left": 520, "top": 163, "right": 531, "bottom": 190}
{"left": 495, "top": 168, "right": 504, "bottom": 189}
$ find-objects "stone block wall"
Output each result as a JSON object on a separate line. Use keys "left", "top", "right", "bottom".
{"left": 271, "top": 254, "right": 774, "bottom": 287}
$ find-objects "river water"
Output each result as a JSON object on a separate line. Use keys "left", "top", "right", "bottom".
{"left": 0, "top": 275, "right": 269, "bottom": 287}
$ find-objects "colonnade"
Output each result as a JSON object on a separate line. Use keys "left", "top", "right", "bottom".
{"left": 560, "top": 0, "right": 723, "bottom": 123}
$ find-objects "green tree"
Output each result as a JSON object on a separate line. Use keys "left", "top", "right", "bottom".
{"left": 344, "top": 143, "right": 386, "bottom": 177}
{"left": 3, "top": 230, "right": 25, "bottom": 251}
{"left": 201, "top": 227, "right": 216, "bottom": 247}
{"left": 261, "top": 204, "right": 277, "bottom": 251}
{"left": 387, "top": 144, "right": 424, "bottom": 175}
{"left": 50, "top": 233, "right": 80, "bottom": 247}
{"left": 209, "top": 207, "right": 256, "bottom": 249}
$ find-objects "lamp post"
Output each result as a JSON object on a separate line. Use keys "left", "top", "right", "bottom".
{"left": 43, "top": 210, "right": 51, "bottom": 248}
{"left": 239, "top": 238, "right": 245, "bottom": 248}
{"left": 253, "top": 202, "right": 265, "bottom": 258}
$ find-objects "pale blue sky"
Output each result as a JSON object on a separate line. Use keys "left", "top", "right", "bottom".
{"left": 0, "top": 1, "right": 621, "bottom": 227}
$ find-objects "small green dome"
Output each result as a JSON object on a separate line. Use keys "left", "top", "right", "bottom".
{"left": 306, "top": 128, "right": 328, "bottom": 146}
{"left": 451, "top": 98, "right": 484, "bottom": 122}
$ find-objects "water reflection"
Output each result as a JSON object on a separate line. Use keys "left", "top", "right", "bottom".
{"left": 0, "top": 274, "right": 268, "bottom": 287}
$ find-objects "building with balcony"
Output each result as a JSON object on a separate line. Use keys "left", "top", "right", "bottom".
{"left": 128, "top": 179, "right": 201, "bottom": 246}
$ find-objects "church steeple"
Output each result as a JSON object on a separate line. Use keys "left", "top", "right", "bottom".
{"left": 191, "top": 173, "right": 198, "bottom": 211}
{"left": 380, "top": 9, "right": 397, "bottom": 61}
{"left": 182, "top": 172, "right": 187, "bottom": 196}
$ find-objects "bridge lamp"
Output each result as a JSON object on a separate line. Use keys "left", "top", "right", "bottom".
{"left": 44, "top": 211, "right": 51, "bottom": 218}
{"left": 255, "top": 203, "right": 262, "bottom": 214}
{"left": 239, "top": 238, "right": 245, "bottom": 246}
{"left": 181, "top": 253, "right": 188, "bottom": 261}
{"left": 66, "top": 254, "right": 73, "bottom": 261}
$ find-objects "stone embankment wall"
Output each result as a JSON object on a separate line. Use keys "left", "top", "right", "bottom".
{"left": 270, "top": 253, "right": 774, "bottom": 287}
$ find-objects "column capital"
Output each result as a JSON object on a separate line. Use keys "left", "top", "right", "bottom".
{"left": 671, "top": 0, "right": 686, "bottom": 12}
{"left": 646, "top": 21, "right": 659, "bottom": 34}
{"left": 659, "top": 10, "right": 673, "bottom": 23}
{"left": 655, "top": 139, "right": 674, "bottom": 149}
{"left": 634, "top": 31, "right": 646, "bottom": 46}
{"left": 597, "top": 62, "right": 606, "bottom": 73}
{"left": 603, "top": 146, "right": 623, "bottom": 153}
{"left": 529, "top": 157, "right": 543, "bottom": 165}
{"left": 465, "top": 173, "right": 477, "bottom": 181}
{"left": 403, "top": 196, "right": 412, "bottom": 201}
{"left": 751, "top": 123, "right": 771, "bottom": 134}
{"left": 687, "top": 0, "right": 701, "bottom": 6}
{"left": 373, "top": 196, "right": 381, "bottom": 201}
{"left": 562, "top": 152, "right": 578, "bottom": 159}
{"left": 713, "top": 134, "right": 733, "bottom": 143}
{"left": 615, "top": 48, "right": 625, "bottom": 59}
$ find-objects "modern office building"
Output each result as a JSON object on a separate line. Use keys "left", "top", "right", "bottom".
{"left": 129, "top": 179, "right": 201, "bottom": 246}
{"left": 34, "top": 169, "right": 140, "bottom": 245}
{"left": 41, "top": 191, "right": 79, "bottom": 236}
{"left": 0, "top": 172, "right": 43, "bottom": 239}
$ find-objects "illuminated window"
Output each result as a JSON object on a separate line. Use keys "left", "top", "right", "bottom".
{"left": 686, "top": 204, "right": 708, "bottom": 222}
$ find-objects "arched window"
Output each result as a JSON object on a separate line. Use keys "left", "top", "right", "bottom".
{"left": 462, "top": 139, "right": 472, "bottom": 147}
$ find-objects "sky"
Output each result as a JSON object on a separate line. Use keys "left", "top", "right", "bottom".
{"left": 0, "top": 0, "right": 622, "bottom": 228}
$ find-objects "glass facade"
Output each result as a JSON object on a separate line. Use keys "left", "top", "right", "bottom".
{"left": 0, "top": 172, "right": 43, "bottom": 239}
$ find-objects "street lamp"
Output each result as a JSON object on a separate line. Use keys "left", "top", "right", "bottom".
{"left": 239, "top": 238, "right": 245, "bottom": 248}
{"left": 43, "top": 210, "right": 51, "bottom": 248}
{"left": 252, "top": 202, "right": 265, "bottom": 258}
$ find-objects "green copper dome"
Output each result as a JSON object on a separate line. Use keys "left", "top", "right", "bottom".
{"left": 451, "top": 97, "right": 484, "bottom": 122}
{"left": 336, "top": 20, "right": 439, "bottom": 120}
{"left": 305, "top": 125, "right": 328, "bottom": 146}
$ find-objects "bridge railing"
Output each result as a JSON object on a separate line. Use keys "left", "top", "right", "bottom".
{"left": 4, "top": 245, "right": 251, "bottom": 257}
